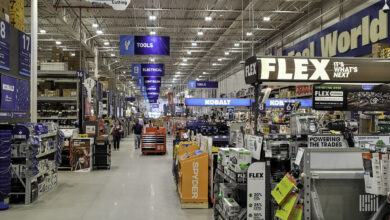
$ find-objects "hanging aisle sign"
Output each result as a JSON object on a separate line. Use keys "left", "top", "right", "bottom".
{"left": 283, "top": 2, "right": 390, "bottom": 57}
{"left": 120, "top": 36, "right": 170, "bottom": 56}
{"left": 144, "top": 77, "right": 161, "bottom": 87}
{"left": 185, "top": 98, "right": 251, "bottom": 107}
{"left": 19, "top": 31, "right": 31, "bottom": 77}
{"left": 131, "top": 64, "right": 141, "bottom": 77}
{"left": 136, "top": 77, "right": 144, "bottom": 87}
{"left": 256, "top": 57, "right": 390, "bottom": 83}
{"left": 0, "top": 18, "right": 10, "bottom": 71}
{"left": 146, "top": 87, "right": 160, "bottom": 92}
{"left": 132, "top": 64, "right": 165, "bottom": 77}
{"left": 245, "top": 56, "right": 258, "bottom": 84}
{"left": 188, "top": 81, "right": 218, "bottom": 88}
{"left": 85, "top": 0, "right": 131, "bottom": 10}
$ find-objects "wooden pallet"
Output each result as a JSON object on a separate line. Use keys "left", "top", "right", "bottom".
{"left": 181, "top": 202, "right": 209, "bottom": 209}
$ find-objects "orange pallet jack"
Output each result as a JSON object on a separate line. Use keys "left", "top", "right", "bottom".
{"left": 141, "top": 127, "right": 167, "bottom": 154}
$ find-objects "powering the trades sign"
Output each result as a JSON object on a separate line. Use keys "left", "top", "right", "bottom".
{"left": 308, "top": 135, "right": 347, "bottom": 148}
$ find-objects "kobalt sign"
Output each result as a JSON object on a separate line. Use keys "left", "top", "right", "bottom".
{"left": 257, "top": 57, "right": 390, "bottom": 83}
{"left": 283, "top": 2, "right": 389, "bottom": 57}
{"left": 86, "top": 0, "right": 131, "bottom": 10}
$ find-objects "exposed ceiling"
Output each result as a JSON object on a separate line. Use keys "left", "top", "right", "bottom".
{"left": 24, "top": 0, "right": 322, "bottom": 95}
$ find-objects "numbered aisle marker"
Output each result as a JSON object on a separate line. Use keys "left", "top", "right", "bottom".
{"left": 19, "top": 32, "right": 31, "bottom": 77}
{"left": 0, "top": 18, "right": 10, "bottom": 71}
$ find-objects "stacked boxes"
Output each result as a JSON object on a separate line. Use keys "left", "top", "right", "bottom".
{"left": 9, "top": 0, "right": 24, "bottom": 31}
{"left": 363, "top": 153, "right": 390, "bottom": 195}
{"left": 229, "top": 148, "right": 252, "bottom": 173}
{"left": 219, "top": 183, "right": 234, "bottom": 198}
{"left": 51, "top": 47, "right": 63, "bottom": 62}
{"left": 63, "top": 89, "right": 77, "bottom": 97}
{"left": 44, "top": 89, "right": 60, "bottom": 97}
{"left": 218, "top": 148, "right": 230, "bottom": 166}
{"left": 222, "top": 198, "right": 241, "bottom": 217}
{"left": 0, "top": 0, "right": 9, "bottom": 22}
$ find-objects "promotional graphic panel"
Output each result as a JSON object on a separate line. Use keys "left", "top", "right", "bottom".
{"left": 185, "top": 98, "right": 251, "bottom": 106}
{"left": 120, "top": 35, "right": 170, "bottom": 55}
{"left": 1, "top": 75, "right": 17, "bottom": 111}
{"left": 19, "top": 31, "right": 31, "bottom": 77}
{"left": 0, "top": 18, "right": 10, "bottom": 71}
{"left": 188, "top": 81, "right": 218, "bottom": 88}
{"left": 245, "top": 56, "right": 258, "bottom": 84}
{"left": 247, "top": 162, "right": 267, "bottom": 220}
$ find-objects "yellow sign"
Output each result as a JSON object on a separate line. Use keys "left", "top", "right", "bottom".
{"left": 271, "top": 173, "right": 297, "bottom": 205}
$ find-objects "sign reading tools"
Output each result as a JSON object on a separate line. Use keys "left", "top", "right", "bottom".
{"left": 86, "top": 0, "right": 131, "bottom": 10}
{"left": 256, "top": 57, "right": 390, "bottom": 83}
{"left": 132, "top": 64, "right": 165, "bottom": 77}
{"left": 245, "top": 56, "right": 258, "bottom": 84}
{"left": 188, "top": 81, "right": 218, "bottom": 88}
{"left": 120, "top": 36, "right": 170, "bottom": 56}
{"left": 283, "top": 2, "right": 390, "bottom": 57}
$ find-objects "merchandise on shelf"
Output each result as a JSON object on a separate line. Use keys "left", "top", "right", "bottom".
{"left": 229, "top": 148, "right": 251, "bottom": 173}
{"left": 0, "top": 130, "right": 12, "bottom": 210}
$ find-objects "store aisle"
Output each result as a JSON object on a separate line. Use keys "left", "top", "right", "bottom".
{"left": 0, "top": 137, "right": 213, "bottom": 220}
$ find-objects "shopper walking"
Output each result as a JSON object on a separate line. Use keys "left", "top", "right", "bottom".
{"left": 111, "top": 120, "right": 123, "bottom": 151}
{"left": 132, "top": 119, "right": 143, "bottom": 149}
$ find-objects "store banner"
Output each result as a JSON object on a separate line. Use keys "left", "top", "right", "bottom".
{"left": 283, "top": 2, "right": 390, "bottom": 57}
{"left": 146, "top": 86, "right": 160, "bottom": 92}
{"left": 131, "top": 64, "right": 141, "bottom": 77}
{"left": 0, "top": 18, "right": 10, "bottom": 71}
{"left": 308, "top": 135, "right": 348, "bottom": 148}
{"left": 1, "top": 75, "right": 17, "bottom": 111}
{"left": 245, "top": 56, "right": 258, "bottom": 84}
{"left": 168, "top": 92, "right": 174, "bottom": 106}
{"left": 266, "top": 99, "right": 312, "bottom": 108}
{"left": 141, "top": 64, "right": 165, "bottom": 77}
{"left": 144, "top": 76, "right": 161, "bottom": 87}
{"left": 313, "top": 84, "right": 390, "bottom": 111}
{"left": 185, "top": 98, "right": 251, "bottom": 106}
{"left": 247, "top": 162, "right": 267, "bottom": 219}
{"left": 136, "top": 77, "right": 144, "bottom": 87}
{"left": 85, "top": 0, "right": 131, "bottom": 10}
{"left": 188, "top": 81, "right": 218, "bottom": 89}
{"left": 257, "top": 56, "right": 390, "bottom": 83}
{"left": 19, "top": 31, "right": 31, "bottom": 77}
{"left": 120, "top": 35, "right": 170, "bottom": 55}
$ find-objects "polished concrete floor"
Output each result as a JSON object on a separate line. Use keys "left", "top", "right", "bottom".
{"left": 0, "top": 137, "right": 213, "bottom": 220}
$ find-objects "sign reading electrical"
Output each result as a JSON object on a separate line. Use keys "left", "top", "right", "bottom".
{"left": 257, "top": 57, "right": 390, "bottom": 83}
{"left": 86, "top": 0, "right": 131, "bottom": 10}
{"left": 283, "top": 2, "right": 389, "bottom": 57}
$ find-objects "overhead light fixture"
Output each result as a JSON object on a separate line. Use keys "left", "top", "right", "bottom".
{"left": 234, "top": 43, "right": 240, "bottom": 47}
{"left": 150, "top": 31, "right": 156, "bottom": 35}
{"left": 92, "top": 23, "right": 99, "bottom": 28}
{"left": 71, "top": 53, "right": 76, "bottom": 57}
{"left": 111, "top": 53, "right": 115, "bottom": 57}
{"left": 205, "top": 16, "right": 212, "bottom": 21}
{"left": 149, "top": 15, "right": 157, "bottom": 20}
{"left": 150, "top": 58, "right": 155, "bottom": 62}
{"left": 246, "top": 32, "right": 253, "bottom": 36}
{"left": 96, "top": 30, "right": 103, "bottom": 35}
{"left": 187, "top": 51, "right": 192, "bottom": 55}
{"left": 225, "top": 51, "right": 230, "bottom": 55}
{"left": 218, "top": 58, "right": 222, "bottom": 61}
{"left": 384, "top": 0, "right": 389, "bottom": 12}
{"left": 40, "top": 29, "right": 46, "bottom": 34}
{"left": 263, "top": 16, "right": 271, "bottom": 22}
{"left": 183, "top": 58, "right": 188, "bottom": 62}
{"left": 212, "top": 63, "right": 217, "bottom": 66}
{"left": 56, "top": 41, "right": 62, "bottom": 45}
{"left": 192, "top": 42, "right": 197, "bottom": 46}
{"left": 104, "top": 41, "right": 109, "bottom": 46}
{"left": 197, "top": 31, "right": 204, "bottom": 36}
{"left": 176, "top": 71, "right": 181, "bottom": 74}
{"left": 202, "top": 72, "right": 207, "bottom": 74}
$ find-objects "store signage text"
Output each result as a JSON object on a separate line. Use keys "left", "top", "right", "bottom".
{"left": 188, "top": 81, "right": 218, "bottom": 88}
{"left": 120, "top": 36, "right": 170, "bottom": 56}
{"left": 0, "top": 18, "right": 10, "bottom": 71}
{"left": 308, "top": 136, "right": 346, "bottom": 148}
{"left": 192, "top": 161, "right": 199, "bottom": 199}
{"left": 185, "top": 98, "right": 251, "bottom": 106}
{"left": 245, "top": 56, "right": 258, "bottom": 84}
{"left": 284, "top": 2, "right": 389, "bottom": 57}
{"left": 132, "top": 64, "right": 165, "bottom": 77}
{"left": 266, "top": 99, "right": 312, "bottom": 108}
{"left": 86, "top": 0, "right": 131, "bottom": 10}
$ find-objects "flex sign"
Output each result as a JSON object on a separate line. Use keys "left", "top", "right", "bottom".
{"left": 245, "top": 56, "right": 258, "bottom": 84}
{"left": 283, "top": 2, "right": 390, "bottom": 57}
{"left": 120, "top": 35, "right": 170, "bottom": 55}
{"left": 257, "top": 57, "right": 390, "bottom": 83}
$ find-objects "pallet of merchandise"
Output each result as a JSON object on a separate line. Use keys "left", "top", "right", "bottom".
{"left": 180, "top": 202, "right": 209, "bottom": 209}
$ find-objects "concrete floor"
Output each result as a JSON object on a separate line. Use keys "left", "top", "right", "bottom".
{"left": 0, "top": 137, "right": 213, "bottom": 220}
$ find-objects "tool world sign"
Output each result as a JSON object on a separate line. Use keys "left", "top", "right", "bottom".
{"left": 255, "top": 57, "right": 390, "bottom": 83}
{"left": 283, "top": 2, "right": 390, "bottom": 57}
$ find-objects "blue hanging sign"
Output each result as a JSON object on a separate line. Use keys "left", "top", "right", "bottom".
{"left": 0, "top": 18, "right": 10, "bottom": 71}
{"left": 185, "top": 98, "right": 251, "bottom": 106}
{"left": 140, "top": 64, "right": 165, "bottom": 76}
{"left": 1, "top": 75, "right": 17, "bottom": 111}
{"left": 188, "top": 81, "right": 218, "bottom": 88}
{"left": 146, "top": 86, "right": 160, "bottom": 92}
{"left": 19, "top": 31, "right": 31, "bottom": 77}
{"left": 266, "top": 99, "right": 312, "bottom": 108}
{"left": 131, "top": 64, "right": 141, "bottom": 77}
{"left": 144, "top": 77, "right": 161, "bottom": 87}
{"left": 136, "top": 77, "right": 144, "bottom": 87}
{"left": 120, "top": 35, "right": 170, "bottom": 56}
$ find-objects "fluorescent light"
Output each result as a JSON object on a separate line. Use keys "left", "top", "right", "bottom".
{"left": 176, "top": 71, "right": 181, "bottom": 74}
{"left": 92, "top": 23, "right": 99, "bottom": 28}
{"left": 71, "top": 53, "right": 76, "bottom": 57}
{"left": 150, "top": 58, "right": 155, "bottom": 62}
{"left": 202, "top": 72, "right": 207, "bottom": 74}
{"left": 197, "top": 31, "right": 204, "bottom": 36}
{"left": 205, "top": 16, "right": 212, "bottom": 21}
{"left": 96, "top": 30, "right": 103, "bottom": 35}
{"left": 234, "top": 43, "right": 240, "bottom": 47}
{"left": 183, "top": 58, "right": 188, "bottom": 62}
{"left": 263, "top": 16, "right": 271, "bottom": 22}
{"left": 111, "top": 53, "right": 115, "bottom": 57}
{"left": 187, "top": 51, "right": 191, "bottom": 55}
{"left": 150, "top": 31, "right": 156, "bottom": 35}
{"left": 225, "top": 51, "right": 230, "bottom": 55}
{"left": 192, "top": 42, "right": 197, "bottom": 46}
{"left": 55, "top": 41, "right": 61, "bottom": 45}
{"left": 218, "top": 58, "right": 222, "bottom": 61}
{"left": 212, "top": 63, "right": 217, "bottom": 66}
{"left": 40, "top": 29, "right": 46, "bottom": 34}
{"left": 149, "top": 15, "right": 157, "bottom": 20}
{"left": 104, "top": 41, "right": 109, "bottom": 46}
{"left": 246, "top": 32, "right": 253, "bottom": 36}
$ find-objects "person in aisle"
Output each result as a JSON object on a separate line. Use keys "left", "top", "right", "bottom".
{"left": 111, "top": 120, "right": 123, "bottom": 151}
{"left": 132, "top": 119, "right": 143, "bottom": 149}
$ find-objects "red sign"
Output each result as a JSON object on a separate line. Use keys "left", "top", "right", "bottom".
{"left": 168, "top": 92, "right": 174, "bottom": 106}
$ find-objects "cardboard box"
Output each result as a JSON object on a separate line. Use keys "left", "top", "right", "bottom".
{"left": 51, "top": 47, "right": 64, "bottom": 62}
{"left": 44, "top": 89, "right": 60, "bottom": 97}
{"left": 9, "top": 0, "right": 24, "bottom": 31}
{"left": 229, "top": 148, "right": 252, "bottom": 173}
{"left": 219, "top": 183, "right": 234, "bottom": 198}
{"left": 63, "top": 89, "right": 77, "bottom": 97}
{"left": 222, "top": 198, "right": 240, "bottom": 216}
{"left": 372, "top": 43, "right": 389, "bottom": 58}
{"left": 0, "top": 0, "right": 9, "bottom": 22}
{"left": 99, "top": 80, "right": 114, "bottom": 90}
{"left": 218, "top": 148, "right": 230, "bottom": 166}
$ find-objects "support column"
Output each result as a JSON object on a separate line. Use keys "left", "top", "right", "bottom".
{"left": 94, "top": 47, "right": 99, "bottom": 79}
{"left": 30, "top": 0, "right": 38, "bottom": 122}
